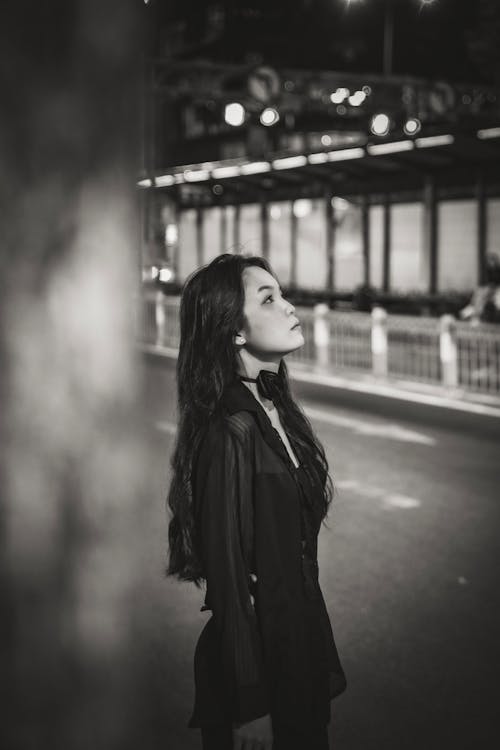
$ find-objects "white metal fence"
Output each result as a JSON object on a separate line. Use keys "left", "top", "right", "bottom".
{"left": 137, "top": 291, "right": 500, "bottom": 396}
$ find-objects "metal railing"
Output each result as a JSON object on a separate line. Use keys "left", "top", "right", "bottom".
{"left": 137, "top": 291, "right": 500, "bottom": 397}
{"left": 456, "top": 322, "right": 500, "bottom": 393}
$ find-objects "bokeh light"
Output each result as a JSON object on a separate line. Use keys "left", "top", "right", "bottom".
{"left": 330, "top": 87, "right": 350, "bottom": 104}
{"left": 260, "top": 107, "right": 280, "bottom": 126}
{"left": 348, "top": 90, "right": 367, "bottom": 106}
{"left": 370, "top": 113, "right": 391, "bottom": 136}
{"left": 292, "top": 199, "right": 313, "bottom": 218}
{"left": 404, "top": 117, "right": 422, "bottom": 136}
{"left": 224, "top": 102, "right": 245, "bottom": 127}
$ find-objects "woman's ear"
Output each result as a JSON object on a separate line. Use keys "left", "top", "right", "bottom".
{"left": 234, "top": 333, "right": 246, "bottom": 346}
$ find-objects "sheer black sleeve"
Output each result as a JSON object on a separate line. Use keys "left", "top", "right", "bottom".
{"left": 193, "top": 418, "right": 270, "bottom": 724}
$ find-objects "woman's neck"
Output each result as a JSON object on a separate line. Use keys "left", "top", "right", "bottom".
{"left": 237, "top": 349, "right": 281, "bottom": 380}
{"left": 240, "top": 379, "right": 275, "bottom": 414}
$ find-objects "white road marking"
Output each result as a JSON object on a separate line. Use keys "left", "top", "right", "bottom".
{"left": 303, "top": 405, "right": 436, "bottom": 445}
{"left": 336, "top": 479, "right": 384, "bottom": 498}
{"left": 155, "top": 420, "right": 176, "bottom": 434}
{"left": 381, "top": 494, "right": 421, "bottom": 509}
{"left": 336, "top": 479, "right": 422, "bottom": 510}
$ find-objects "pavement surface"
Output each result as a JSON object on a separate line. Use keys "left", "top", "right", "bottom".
{"left": 140, "top": 352, "right": 500, "bottom": 750}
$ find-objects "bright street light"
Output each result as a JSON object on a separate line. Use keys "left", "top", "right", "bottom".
{"left": 404, "top": 117, "right": 421, "bottom": 136}
{"left": 330, "top": 87, "right": 350, "bottom": 104}
{"left": 370, "top": 113, "right": 391, "bottom": 136}
{"left": 224, "top": 102, "right": 245, "bottom": 127}
{"left": 348, "top": 90, "right": 367, "bottom": 106}
{"left": 260, "top": 107, "right": 280, "bottom": 126}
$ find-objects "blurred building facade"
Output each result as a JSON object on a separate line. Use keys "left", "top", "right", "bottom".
{"left": 139, "top": 0, "right": 500, "bottom": 308}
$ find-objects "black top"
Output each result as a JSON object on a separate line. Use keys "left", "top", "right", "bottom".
{"left": 187, "top": 378, "right": 346, "bottom": 729}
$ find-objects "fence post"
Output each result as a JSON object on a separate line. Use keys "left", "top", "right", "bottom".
{"left": 371, "top": 306, "right": 388, "bottom": 377}
{"left": 155, "top": 289, "right": 166, "bottom": 348}
{"left": 314, "top": 303, "right": 330, "bottom": 367}
{"left": 439, "top": 314, "right": 458, "bottom": 388}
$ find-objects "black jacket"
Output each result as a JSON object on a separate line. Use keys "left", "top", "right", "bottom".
{"left": 187, "top": 378, "right": 346, "bottom": 729}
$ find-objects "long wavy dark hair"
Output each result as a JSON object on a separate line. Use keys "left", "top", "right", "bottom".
{"left": 166, "top": 252, "right": 335, "bottom": 588}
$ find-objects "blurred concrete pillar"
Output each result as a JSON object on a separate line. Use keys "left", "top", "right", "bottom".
{"left": 382, "top": 194, "right": 392, "bottom": 293}
{"left": 476, "top": 172, "right": 487, "bottom": 286}
{"left": 196, "top": 207, "right": 204, "bottom": 267}
{"left": 361, "top": 193, "right": 371, "bottom": 286}
{"left": 234, "top": 203, "right": 241, "bottom": 251}
{"left": 220, "top": 204, "right": 228, "bottom": 254}
{"left": 326, "top": 193, "right": 336, "bottom": 295}
{"left": 261, "top": 200, "right": 269, "bottom": 260}
{"left": 171, "top": 201, "right": 181, "bottom": 278}
{"left": 0, "top": 2, "right": 155, "bottom": 749}
{"left": 423, "top": 176, "right": 438, "bottom": 295}
{"left": 290, "top": 200, "right": 298, "bottom": 289}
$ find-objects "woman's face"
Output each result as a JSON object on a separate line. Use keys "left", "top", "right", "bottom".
{"left": 238, "top": 265, "right": 304, "bottom": 357}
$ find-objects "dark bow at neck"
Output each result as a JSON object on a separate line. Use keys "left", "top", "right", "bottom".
{"left": 238, "top": 369, "right": 285, "bottom": 402}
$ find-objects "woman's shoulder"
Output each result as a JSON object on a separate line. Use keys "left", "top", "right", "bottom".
{"left": 192, "top": 412, "right": 256, "bottom": 488}
{"left": 225, "top": 410, "right": 257, "bottom": 444}
{"left": 198, "top": 410, "right": 257, "bottom": 462}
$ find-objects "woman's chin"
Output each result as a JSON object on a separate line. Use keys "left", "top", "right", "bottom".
{"left": 286, "top": 331, "right": 305, "bottom": 352}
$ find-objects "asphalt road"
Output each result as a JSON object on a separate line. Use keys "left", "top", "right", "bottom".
{"left": 139, "top": 354, "right": 500, "bottom": 750}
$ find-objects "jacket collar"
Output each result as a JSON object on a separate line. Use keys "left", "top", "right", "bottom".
{"left": 222, "top": 378, "right": 269, "bottom": 430}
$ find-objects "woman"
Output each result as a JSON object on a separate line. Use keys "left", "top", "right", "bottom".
{"left": 166, "top": 253, "right": 346, "bottom": 749}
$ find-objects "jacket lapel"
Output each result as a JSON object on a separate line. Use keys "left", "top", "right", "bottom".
{"left": 222, "top": 379, "right": 297, "bottom": 471}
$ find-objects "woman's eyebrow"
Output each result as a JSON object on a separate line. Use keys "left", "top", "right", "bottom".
{"left": 257, "top": 283, "right": 281, "bottom": 294}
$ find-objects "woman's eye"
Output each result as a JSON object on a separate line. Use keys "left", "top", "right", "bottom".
{"left": 264, "top": 295, "right": 273, "bottom": 304}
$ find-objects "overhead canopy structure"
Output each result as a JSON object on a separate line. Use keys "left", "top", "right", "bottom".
{"left": 140, "top": 58, "right": 500, "bottom": 206}
{"left": 139, "top": 128, "right": 500, "bottom": 207}
{"left": 139, "top": 60, "right": 500, "bottom": 294}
